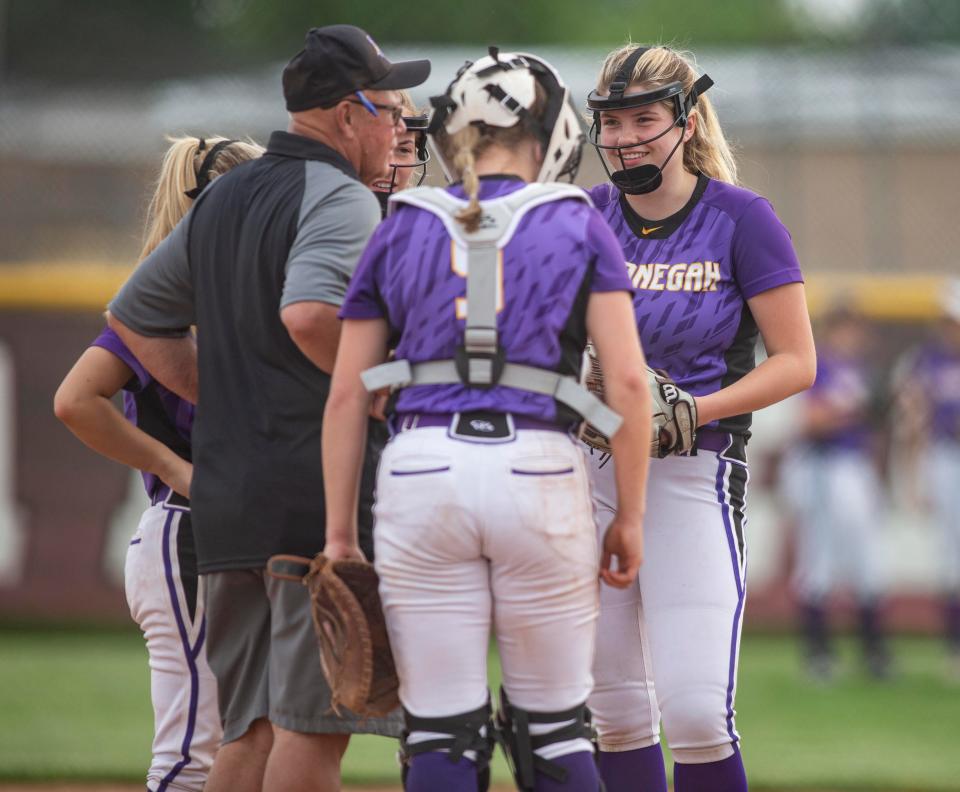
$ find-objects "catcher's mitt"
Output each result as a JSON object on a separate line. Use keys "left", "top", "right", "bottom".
{"left": 579, "top": 343, "right": 698, "bottom": 458}
{"left": 266, "top": 553, "right": 399, "bottom": 718}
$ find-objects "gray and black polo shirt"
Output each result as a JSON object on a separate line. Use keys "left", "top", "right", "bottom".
{"left": 109, "top": 131, "right": 383, "bottom": 573}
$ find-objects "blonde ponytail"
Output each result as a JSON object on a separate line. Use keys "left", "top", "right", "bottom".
{"left": 596, "top": 44, "right": 738, "bottom": 186}
{"left": 451, "top": 126, "right": 483, "bottom": 233}
{"left": 139, "top": 135, "right": 264, "bottom": 261}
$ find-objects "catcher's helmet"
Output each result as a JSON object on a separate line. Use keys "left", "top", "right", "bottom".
{"left": 586, "top": 46, "right": 713, "bottom": 195}
{"left": 426, "top": 46, "right": 585, "bottom": 184}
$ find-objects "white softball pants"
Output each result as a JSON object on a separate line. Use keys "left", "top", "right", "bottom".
{"left": 125, "top": 501, "right": 221, "bottom": 792}
{"left": 373, "top": 426, "right": 600, "bottom": 758}
{"left": 785, "top": 448, "right": 886, "bottom": 603}
{"left": 925, "top": 441, "right": 960, "bottom": 592}
{"left": 586, "top": 443, "right": 748, "bottom": 764}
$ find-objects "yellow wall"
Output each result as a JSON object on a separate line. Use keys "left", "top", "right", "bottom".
{"left": 0, "top": 262, "right": 952, "bottom": 320}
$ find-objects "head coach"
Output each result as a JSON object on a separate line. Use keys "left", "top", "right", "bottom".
{"left": 106, "top": 26, "right": 429, "bottom": 792}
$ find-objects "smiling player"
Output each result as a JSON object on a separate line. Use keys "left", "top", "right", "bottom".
{"left": 369, "top": 90, "right": 430, "bottom": 216}
{"left": 583, "top": 44, "right": 817, "bottom": 792}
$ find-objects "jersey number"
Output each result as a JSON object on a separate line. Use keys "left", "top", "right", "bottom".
{"left": 451, "top": 240, "right": 505, "bottom": 320}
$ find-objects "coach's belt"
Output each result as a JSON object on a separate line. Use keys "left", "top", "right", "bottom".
{"left": 393, "top": 411, "right": 569, "bottom": 440}
{"left": 150, "top": 484, "right": 190, "bottom": 509}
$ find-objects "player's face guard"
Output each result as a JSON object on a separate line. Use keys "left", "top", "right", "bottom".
{"left": 426, "top": 47, "right": 586, "bottom": 184}
{"left": 380, "top": 115, "right": 430, "bottom": 191}
{"left": 586, "top": 47, "right": 713, "bottom": 195}
{"left": 373, "top": 115, "right": 431, "bottom": 216}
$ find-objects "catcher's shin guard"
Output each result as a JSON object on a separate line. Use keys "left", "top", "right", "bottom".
{"left": 400, "top": 701, "right": 495, "bottom": 791}
{"left": 493, "top": 688, "right": 597, "bottom": 791}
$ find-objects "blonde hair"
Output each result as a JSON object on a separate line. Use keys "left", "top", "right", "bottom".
{"left": 433, "top": 83, "right": 547, "bottom": 233}
{"left": 139, "top": 135, "right": 264, "bottom": 261}
{"left": 597, "top": 45, "right": 738, "bottom": 185}
{"left": 398, "top": 90, "right": 418, "bottom": 117}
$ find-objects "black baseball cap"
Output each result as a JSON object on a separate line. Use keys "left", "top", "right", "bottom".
{"left": 283, "top": 25, "right": 431, "bottom": 112}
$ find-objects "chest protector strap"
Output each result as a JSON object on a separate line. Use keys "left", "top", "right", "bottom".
{"left": 361, "top": 183, "right": 623, "bottom": 439}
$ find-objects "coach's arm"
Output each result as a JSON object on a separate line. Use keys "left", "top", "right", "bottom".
{"left": 106, "top": 217, "right": 199, "bottom": 404}
{"left": 280, "top": 179, "right": 381, "bottom": 375}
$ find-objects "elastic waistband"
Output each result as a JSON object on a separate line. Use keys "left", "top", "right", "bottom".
{"left": 150, "top": 484, "right": 190, "bottom": 509}
{"left": 393, "top": 411, "right": 569, "bottom": 435}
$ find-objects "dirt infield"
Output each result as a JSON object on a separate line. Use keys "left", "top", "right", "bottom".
{"left": 0, "top": 783, "right": 843, "bottom": 792}
{"left": 0, "top": 786, "right": 863, "bottom": 792}
{"left": 0, "top": 787, "right": 506, "bottom": 792}
{"left": 0, "top": 786, "right": 519, "bottom": 792}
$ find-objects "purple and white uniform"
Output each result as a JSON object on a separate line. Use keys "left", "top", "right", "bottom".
{"left": 585, "top": 176, "right": 803, "bottom": 770}
{"left": 91, "top": 327, "right": 219, "bottom": 792}
{"left": 341, "top": 176, "right": 632, "bottom": 772}
{"left": 786, "top": 351, "right": 885, "bottom": 605}
{"left": 899, "top": 341, "right": 960, "bottom": 594}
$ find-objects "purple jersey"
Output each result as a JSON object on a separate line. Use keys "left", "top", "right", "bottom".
{"left": 805, "top": 350, "right": 874, "bottom": 451}
{"left": 341, "top": 176, "right": 632, "bottom": 423}
{"left": 91, "top": 327, "right": 194, "bottom": 497}
{"left": 589, "top": 175, "right": 803, "bottom": 435}
{"left": 901, "top": 341, "right": 960, "bottom": 440}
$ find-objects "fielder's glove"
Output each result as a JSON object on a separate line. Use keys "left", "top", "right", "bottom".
{"left": 579, "top": 343, "right": 698, "bottom": 458}
{"left": 266, "top": 553, "right": 399, "bottom": 718}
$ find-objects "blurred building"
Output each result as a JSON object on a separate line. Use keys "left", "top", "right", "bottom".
{"left": 2, "top": 46, "right": 959, "bottom": 271}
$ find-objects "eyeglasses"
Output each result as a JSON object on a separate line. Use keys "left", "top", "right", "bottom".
{"left": 347, "top": 91, "right": 404, "bottom": 126}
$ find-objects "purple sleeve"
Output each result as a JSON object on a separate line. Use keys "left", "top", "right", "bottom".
{"left": 585, "top": 208, "right": 633, "bottom": 293}
{"left": 339, "top": 219, "right": 391, "bottom": 320}
{"left": 732, "top": 198, "right": 804, "bottom": 299}
{"left": 89, "top": 326, "right": 152, "bottom": 391}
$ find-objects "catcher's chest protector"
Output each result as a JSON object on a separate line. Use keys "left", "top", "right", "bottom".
{"left": 361, "top": 184, "right": 623, "bottom": 438}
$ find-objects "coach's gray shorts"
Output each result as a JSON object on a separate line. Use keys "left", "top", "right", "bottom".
{"left": 204, "top": 568, "right": 402, "bottom": 743}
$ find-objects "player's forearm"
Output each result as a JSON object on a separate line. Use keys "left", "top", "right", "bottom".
{"left": 56, "top": 393, "right": 185, "bottom": 482}
{"left": 695, "top": 350, "right": 816, "bottom": 426}
{"left": 605, "top": 370, "right": 652, "bottom": 521}
{"left": 106, "top": 314, "right": 199, "bottom": 403}
{"left": 321, "top": 386, "right": 371, "bottom": 548}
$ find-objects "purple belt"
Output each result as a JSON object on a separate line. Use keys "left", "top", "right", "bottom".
{"left": 393, "top": 411, "right": 570, "bottom": 434}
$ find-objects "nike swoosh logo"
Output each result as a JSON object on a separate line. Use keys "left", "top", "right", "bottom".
{"left": 641, "top": 225, "right": 663, "bottom": 235}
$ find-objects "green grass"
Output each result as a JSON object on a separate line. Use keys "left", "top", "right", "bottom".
{"left": 0, "top": 627, "right": 957, "bottom": 790}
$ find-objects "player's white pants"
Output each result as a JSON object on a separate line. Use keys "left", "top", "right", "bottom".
{"left": 785, "top": 448, "right": 886, "bottom": 603}
{"left": 374, "top": 427, "right": 599, "bottom": 759}
{"left": 586, "top": 442, "right": 748, "bottom": 764}
{"left": 925, "top": 441, "right": 960, "bottom": 592}
{"left": 125, "top": 501, "right": 221, "bottom": 792}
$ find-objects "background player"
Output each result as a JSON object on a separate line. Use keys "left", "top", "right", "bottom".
{"left": 891, "top": 280, "right": 960, "bottom": 675}
{"left": 782, "top": 304, "right": 891, "bottom": 680}
{"left": 583, "top": 45, "right": 817, "bottom": 792}
{"left": 322, "top": 49, "right": 652, "bottom": 791}
{"left": 54, "top": 134, "right": 263, "bottom": 792}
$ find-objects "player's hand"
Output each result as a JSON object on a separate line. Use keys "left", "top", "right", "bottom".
{"left": 323, "top": 537, "right": 367, "bottom": 563}
{"left": 600, "top": 514, "right": 643, "bottom": 588}
{"left": 370, "top": 389, "right": 389, "bottom": 422}
{"left": 161, "top": 456, "right": 193, "bottom": 499}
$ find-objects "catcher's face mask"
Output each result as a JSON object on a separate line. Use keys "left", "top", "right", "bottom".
{"left": 372, "top": 114, "right": 430, "bottom": 216}
{"left": 427, "top": 46, "right": 586, "bottom": 184}
{"left": 586, "top": 47, "right": 713, "bottom": 195}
